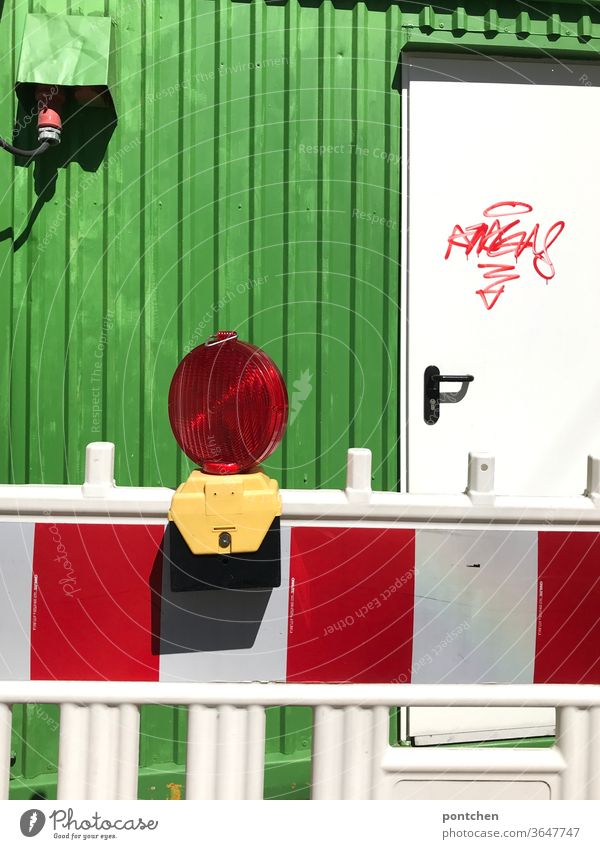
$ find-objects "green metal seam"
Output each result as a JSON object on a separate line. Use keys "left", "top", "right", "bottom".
{"left": 315, "top": 3, "right": 324, "bottom": 485}
{"left": 399, "top": 28, "right": 600, "bottom": 55}
{"left": 399, "top": 2, "right": 600, "bottom": 52}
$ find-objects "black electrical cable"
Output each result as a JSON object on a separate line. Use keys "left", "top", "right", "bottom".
{"left": 0, "top": 137, "right": 50, "bottom": 158}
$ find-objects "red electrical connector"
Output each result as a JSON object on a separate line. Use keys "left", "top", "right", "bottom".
{"left": 36, "top": 85, "right": 65, "bottom": 146}
{"left": 0, "top": 84, "right": 65, "bottom": 159}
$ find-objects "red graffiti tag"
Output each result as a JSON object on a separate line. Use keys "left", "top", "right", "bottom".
{"left": 445, "top": 201, "right": 565, "bottom": 310}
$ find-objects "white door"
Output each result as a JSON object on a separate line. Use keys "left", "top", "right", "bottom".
{"left": 400, "top": 53, "right": 600, "bottom": 742}
{"left": 403, "top": 54, "right": 600, "bottom": 496}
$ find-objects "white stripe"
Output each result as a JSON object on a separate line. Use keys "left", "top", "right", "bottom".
{"left": 0, "top": 523, "right": 35, "bottom": 680}
{"left": 411, "top": 529, "right": 538, "bottom": 684}
{"left": 159, "top": 527, "right": 290, "bottom": 682}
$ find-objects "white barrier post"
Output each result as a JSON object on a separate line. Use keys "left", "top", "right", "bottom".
{"left": 345, "top": 448, "right": 372, "bottom": 504}
{"left": 83, "top": 442, "right": 116, "bottom": 498}
{"left": 467, "top": 451, "right": 495, "bottom": 504}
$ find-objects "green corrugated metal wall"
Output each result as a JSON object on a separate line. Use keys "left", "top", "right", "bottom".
{"left": 0, "top": 0, "right": 401, "bottom": 492}
{"left": 3, "top": 0, "right": 600, "bottom": 800}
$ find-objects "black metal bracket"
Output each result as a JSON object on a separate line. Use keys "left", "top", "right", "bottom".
{"left": 424, "top": 365, "right": 474, "bottom": 425}
{"left": 168, "top": 517, "right": 281, "bottom": 592}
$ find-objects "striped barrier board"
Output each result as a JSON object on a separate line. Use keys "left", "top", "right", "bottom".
{"left": 1, "top": 520, "right": 598, "bottom": 685}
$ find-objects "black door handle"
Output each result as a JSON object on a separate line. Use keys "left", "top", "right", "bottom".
{"left": 424, "top": 365, "right": 474, "bottom": 425}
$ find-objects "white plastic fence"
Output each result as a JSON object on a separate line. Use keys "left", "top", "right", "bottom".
{"left": 0, "top": 441, "right": 600, "bottom": 524}
{"left": 1, "top": 683, "right": 600, "bottom": 800}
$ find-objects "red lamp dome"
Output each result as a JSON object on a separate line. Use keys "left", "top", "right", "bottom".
{"left": 168, "top": 331, "right": 288, "bottom": 475}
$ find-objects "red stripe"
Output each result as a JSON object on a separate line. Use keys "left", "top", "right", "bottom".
{"left": 286, "top": 527, "right": 415, "bottom": 683}
{"left": 30, "top": 524, "right": 164, "bottom": 681}
{"left": 534, "top": 531, "right": 600, "bottom": 684}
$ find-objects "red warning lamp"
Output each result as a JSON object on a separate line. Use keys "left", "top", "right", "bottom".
{"left": 168, "top": 332, "right": 288, "bottom": 556}
{"left": 168, "top": 331, "right": 288, "bottom": 474}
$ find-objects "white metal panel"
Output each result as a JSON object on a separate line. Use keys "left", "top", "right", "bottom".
{"left": 384, "top": 747, "right": 562, "bottom": 800}
{"left": 409, "top": 528, "right": 553, "bottom": 741}
{"left": 393, "top": 780, "right": 552, "bottom": 800}
{"left": 404, "top": 54, "right": 600, "bottom": 497}
{"left": 412, "top": 529, "right": 538, "bottom": 684}
{"left": 409, "top": 708, "right": 555, "bottom": 746}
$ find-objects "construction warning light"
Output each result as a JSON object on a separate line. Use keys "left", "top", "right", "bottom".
{"left": 167, "top": 331, "right": 288, "bottom": 560}
{"left": 168, "top": 330, "right": 288, "bottom": 474}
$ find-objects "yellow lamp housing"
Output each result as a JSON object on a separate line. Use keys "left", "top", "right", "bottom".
{"left": 168, "top": 469, "right": 282, "bottom": 556}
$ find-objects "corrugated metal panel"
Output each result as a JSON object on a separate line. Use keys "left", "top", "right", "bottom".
{"left": 0, "top": 0, "right": 402, "bottom": 492}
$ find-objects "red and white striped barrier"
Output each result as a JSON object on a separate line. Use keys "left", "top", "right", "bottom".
{"left": 0, "top": 443, "right": 599, "bottom": 686}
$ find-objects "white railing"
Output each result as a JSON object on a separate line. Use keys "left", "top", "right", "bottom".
{"left": 1, "top": 683, "right": 600, "bottom": 800}
{"left": 0, "top": 441, "right": 599, "bottom": 525}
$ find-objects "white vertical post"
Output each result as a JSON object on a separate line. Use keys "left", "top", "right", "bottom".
{"left": 340, "top": 707, "right": 381, "bottom": 800}
{"left": 216, "top": 705, "right": 250, "bottom": 800}
{"left": 557, "top": 706, "right": 589, "bottom": 799}
{"left": 370, "top": 706, "right": 394, "bottom": 800}
{"left": 245, "top": 705, "right": 266, "bottom": 800}
{"left": 586, "top": 706, "right": 600, "bottom": 800}
{"left": 0, "top": 704, "right": 12, "bottom": 800}
{"left": 186, "top": 705, "right": 265, "bottom": 800}
{"left": 587, "top": 456, "right": 600, "bottom": 505}
{"left": 83, "top": 442, "right": 115, "bottom": 497}
{"left": 313, "top": 705, "right": 388, "bottom": 800}
{"left": 345, "top": 448, "right": 372, "bottom": 503}
{"left": 467, "top": 452, "right": 495, "bottom": 503}
{"left": 186, "top": 705, "right": 218, "bottom": 799}
{"left": 116, "top": 704, "right": 140, "bottom": 800}
{"left": 312, "top": 706, "right": 345, "bottom": 799}
{"left": 87, "top": 703, "right": 118, "bottom": 797}
{"left": 58, "top": 704, "right": 90, "bottom": 799}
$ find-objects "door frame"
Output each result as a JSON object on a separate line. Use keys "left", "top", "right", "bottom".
{"left": 398, "top": 16, "right": 600, "bottom": 491}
